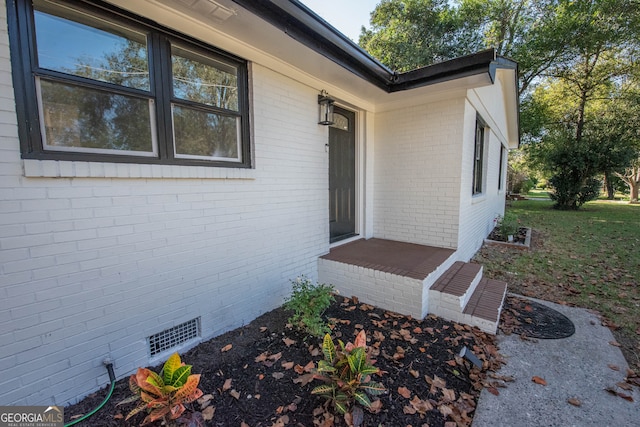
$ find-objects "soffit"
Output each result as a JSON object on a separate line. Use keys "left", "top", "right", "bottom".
{"left": 105, "top": 0, "right": 498, "bottom": 112}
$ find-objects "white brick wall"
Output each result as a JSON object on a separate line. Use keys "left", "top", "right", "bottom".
{"left": 372, "top": 90, "right": 508, "bottom": 262}
{"left": 318, "top": 258, "right": 425, "bottom": 319}
{"left": 0, "top": 0, "right": 515, "bottom": 407}
{"left": 456, "top": 96, "right": 509, "bottom": 261}
{"left": 373, "top": 98, "right": 465, "bottom": 249}
{"left": 0, "top": 5, "right": 331, "bottom": 404}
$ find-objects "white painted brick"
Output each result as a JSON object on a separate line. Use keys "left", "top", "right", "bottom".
{"left": 0, "top": 1, "right": 509, "bottom": 407}
{"left": 47, "top": 187, "right": 93, "bottom": 199}
{"left": 0, "top": 61, "right": 330, "bottom": 406}
{"left": 3, "top": 254, "right": 57, "bottom": 274}
{"left": 0, "top": 224, "right": 24, "bottom": 238}
{"left": 0, "top": 336, "right": 42, "bottom": 359}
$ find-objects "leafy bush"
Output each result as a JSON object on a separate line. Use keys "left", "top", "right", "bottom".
{"left": 496, "top": 211, "right": 519, "bottom": 239}
{"left": 549, "top": 174, "right": 601, "bottom": 210}
{"left": 284, "top": 276, "right": 335, "bottom": 337}
{"left": 120, "top": 352, "right": 203, "bottom": 426}
{"left": 510, "top": 176, "right": 535, "bottom": 194}
{"left": 526, "top": 129, "right": 605, "bottom": 209}
{"left": 311, "top": 331, "right": 386, "bottom": 423}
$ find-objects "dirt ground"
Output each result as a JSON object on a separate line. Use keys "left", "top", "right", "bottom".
{"left": 64, "top": 296, "right": 505, "bottom": 427}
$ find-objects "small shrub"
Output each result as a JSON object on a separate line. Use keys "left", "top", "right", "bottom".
{"left": 311, "top": 331, "right": 386, "bottom": 422}
{"left": 119, "top": 352, "right": 203, "bottom": 426}
{"left": 496, "top": 211, "right": 519, "bottom": 239}
{"left": 284, "top": 276, "right": 335, "bottom": 337}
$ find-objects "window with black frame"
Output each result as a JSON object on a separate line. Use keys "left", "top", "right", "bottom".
{"left": 498, "top": 145, "right": 506, "bottom": 190}
{"left": 9, "top": 0, "right": 250, "bottom": 168}
{"left": 472, "top": 116, "right": 487, "bottom": 195}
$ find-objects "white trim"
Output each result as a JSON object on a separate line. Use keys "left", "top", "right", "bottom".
{"left": 329, "top": 234, "right": 362, "bottom": 248}
{"left": 328, "top": 102, "right": 364, "bottom": 245}
{"left": 23, "top": 159, "right": 256, "bottom": 179}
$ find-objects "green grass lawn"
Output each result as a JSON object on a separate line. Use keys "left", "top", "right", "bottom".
{"left": 475, "top": 199, "right": 640, "bottom": 371}
{"left": 525, "top": 188, "right": 551, "bottom": 198}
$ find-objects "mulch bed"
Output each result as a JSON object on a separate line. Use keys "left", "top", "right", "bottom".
{"left": 499, "top": 295, "right": 576, "bottom": 339}
{"left": 486, "top": 227, "right": 528, "bottom": 245}
{"left": 64, "top": 296, "right": 503, "bottom": 427}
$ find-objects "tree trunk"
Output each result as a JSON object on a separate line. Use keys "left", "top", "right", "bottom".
{"left": 617, "top": 164, "right": 640, "bottom": 204}
{"left": 604, "top": 172, "right": 615, "bottom": 200}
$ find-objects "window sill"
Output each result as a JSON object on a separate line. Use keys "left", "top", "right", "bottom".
{"left": 23, "top": 159, "right": 256, "bottom": 180}
{"left": 471, "top": 193, "right": 486, "bottom": 204}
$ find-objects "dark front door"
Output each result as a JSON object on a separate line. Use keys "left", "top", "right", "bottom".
{"left": 329, "top": 107, "right": 356, "bottom": 243}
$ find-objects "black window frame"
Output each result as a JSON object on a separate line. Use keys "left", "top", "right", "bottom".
{"left": 7, "top": 0, "right": 251, "bottom": 168}
{"left": 498, "top": 145, "right": 506, "bottom": 190}
{"left": 472, "top": 115, "right": 487, "bottom": 195}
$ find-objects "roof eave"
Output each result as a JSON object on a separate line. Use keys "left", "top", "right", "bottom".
{"left": 231, "top": 0, "right": 510, "bottom": 94}
{"left": 230, "top": 0, "right": 394, "bottom": 91}
{"left": 391, "top": 49, "right": 497, "bottom": 92}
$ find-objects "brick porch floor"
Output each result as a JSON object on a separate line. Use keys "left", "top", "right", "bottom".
{"left": 320, "top": 238, "right": 455, "bottom": 280}
{"left": 318, "top": 238, "right": 506, "bottom": 333}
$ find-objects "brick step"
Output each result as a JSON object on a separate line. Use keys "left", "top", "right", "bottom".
{"left": 430, "top": 261, "right": 482, "bottom": 309}
{"left": 461, "top": 278, "right": 507, "bottom": 334}
{"left": 429, "top": 262, "right": 507, "bottom": 334}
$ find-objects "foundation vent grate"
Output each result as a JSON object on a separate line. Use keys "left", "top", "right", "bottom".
{"left": 149, "top": 318, "right": 200, "bottom": 356}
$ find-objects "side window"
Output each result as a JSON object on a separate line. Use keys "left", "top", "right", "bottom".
{"left": 9, "top": 0, "right": 250, "bottom": 168}
{"left": 472, "top": 116, "right": 487, "bottom": 195}
{"left": 498, "top": 145, "right": 506, "bottom": 190}
{"left": 170, "top": 45, "right": 242, "bottom": 162}
{"left": 33, "top": 1, "right": 156, "bottom": 157}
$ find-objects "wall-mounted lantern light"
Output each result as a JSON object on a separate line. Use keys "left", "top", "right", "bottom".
{"left": 317, "top": 90, "right": 335, "bottom": 125}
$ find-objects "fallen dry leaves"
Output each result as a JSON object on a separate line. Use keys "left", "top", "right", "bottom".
{"left": 397, "top": 386, "right": 411, "bottom": 399}
{"left": 532, "top": 376, "right": 547, "bottom": 386}
{"left": 105, "top": 295, "right": 506, "bottom": 427}
{"left": 201, "top": 405, "right": 215, "bottom": 420}
{"left": 567, "top": 397, "right": 582, "bottom": 407}
{"left": 605, "top": 385, "right": 635, "bottom": 402}
{"left": 282, "top": 337, "right": 296, "bottom": 347}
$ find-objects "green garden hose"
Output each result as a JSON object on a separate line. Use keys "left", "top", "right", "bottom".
{"left": 64, "top": 363, "right": 116, "bottom": 427}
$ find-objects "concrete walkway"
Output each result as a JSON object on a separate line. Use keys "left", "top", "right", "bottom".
{"left": 473, "top": 297, "right": 639, "bottom": 427}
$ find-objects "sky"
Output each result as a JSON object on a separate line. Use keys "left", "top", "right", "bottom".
{"left": 300, "top": 0, "right": 380, "bottom": 41}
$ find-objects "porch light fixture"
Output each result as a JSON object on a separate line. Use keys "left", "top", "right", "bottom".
{"left": 318, "top": 90, "right": 335, "bottom": 125}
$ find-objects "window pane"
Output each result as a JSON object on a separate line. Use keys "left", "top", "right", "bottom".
{"left": 330, "top": 113, "right": 349, "bottom": 131}
{"left": 172, "top": 105, "right": 240, "bottom": 160}
{"left": 473, "top": 121, "right": 485, "bottom": 194}
{"left": 34, "top": 0, "right": 149, "bottom": 90}
{"left": 38, "top": 79, "right": 155, "bottom": 154}
{"left": 171, "top": 45, "right": 238, "bottom": 110}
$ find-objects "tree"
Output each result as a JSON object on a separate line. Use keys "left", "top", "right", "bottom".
{"left": 617, "top": 159, "right": 640, "bottom": 203}
{"left": 612, "top": 76, "right": 640, "bottom": 202}
{"left": 517, "top": 0, "right": 639, "bottom": 208}
{"left": 359, "top": 0, "right": 482, "bottom": 71}
{"left": 359, "top": 0, "right": 586, "bottom": 95}
{"left": 523, "top": 47, "right": 637, "bottom": 209}
{"left": 507, "top": 148, "right": 537, "bottom": 194}
{"left": 359, "top": 1, "right": 640, "bottom": 208}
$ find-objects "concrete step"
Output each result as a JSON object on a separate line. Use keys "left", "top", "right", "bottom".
{"left": 429, "top": 262, "right": 507, "bottom": 334}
